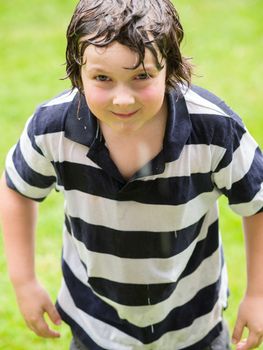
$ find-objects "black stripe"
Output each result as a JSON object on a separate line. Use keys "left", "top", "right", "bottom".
{"left": 26, "top": 117, "right": 45, "bottom": 156}
{"left": 214, "top": 127, "right": 250, "bottom": 174}
{"left": 88, "top": 278, "right": 175, "bottom": 307}
{"left": 12, "top": 141, "right": 56, "bottom": 188}
{"left": 55, "top": 162, "right": 120, "bottom": 198}
{"left": 62, "top": 259, "right": 222, "bottom": 344}
{"left": 66, "top": 215, "right": 205, "bottom": 259}
{"left": 34, "top": 103, "right": 69, "bottom": 136}
{"left": 219, "top": 147, "right": 263, "bottom": 204}
{"left": 5, "top": 171, "right": 45, "bottom": 202}
{"left": 180, "top": 220, "right": 220, "bottom": 278}
{"left": 188, "top": 114, "right": 245, "bottom": 152}
{"left": 118, "top": 173, "right": 214, "bottom": 204}
{"left": 55, "top": 161, "right": 214, "bottom": 204}
{"left": 188, "top": 114, "right": 230, "bottom": 147}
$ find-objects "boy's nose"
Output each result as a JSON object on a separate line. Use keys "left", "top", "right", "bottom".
{"left": 112, "top": 88, "right": 135, "bottom": 106}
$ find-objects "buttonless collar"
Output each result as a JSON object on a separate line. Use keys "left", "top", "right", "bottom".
{"left": 163, "top": 88, "right": 191, "bottom": 161}
{"left": 64, "top": 91, "right": 99, "bottom": 147}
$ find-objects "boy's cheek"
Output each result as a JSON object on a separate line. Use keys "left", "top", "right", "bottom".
{"left": 84, "top": 88, "right": 109, "bottom": 108}
{"left": 139, "top": 85, "right": 165, "bottom": 102}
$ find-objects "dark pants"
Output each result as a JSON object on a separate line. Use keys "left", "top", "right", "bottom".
{"left": 204, "top": 321, "right": 231, "bottom": 350}
{"left": 70, "top": 335, "right": 88, "bottom": 350}
{"left": 70, "top": 322, "right": 231, "bottom": 350}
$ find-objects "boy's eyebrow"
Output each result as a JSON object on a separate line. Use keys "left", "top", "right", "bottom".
{"left": 85, "top": 64, "right": 159, "bottom": 74}
{"left": 85, "top": 66, "right": 111, "bottom": 74}
{"left": 129, "top": 64, "right": 159, "bottom": 72}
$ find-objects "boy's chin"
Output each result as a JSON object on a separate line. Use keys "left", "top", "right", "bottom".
{"left": 101, "top": 119, "right": 145, "bottom": 135}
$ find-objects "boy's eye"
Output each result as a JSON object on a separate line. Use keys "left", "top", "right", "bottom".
{"left": 95, "top": 75, "right": 110, "bottom": 82}
{"left": 134, "top": 73, "right": 151, "bottom": 80}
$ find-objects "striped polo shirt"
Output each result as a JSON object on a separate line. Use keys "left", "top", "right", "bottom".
{"left": 5, "top": 85, "right": 263, "bottom": 349}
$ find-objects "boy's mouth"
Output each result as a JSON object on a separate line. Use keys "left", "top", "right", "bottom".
{"left": 111, "top": 110, "right": 139, "bottom": 118}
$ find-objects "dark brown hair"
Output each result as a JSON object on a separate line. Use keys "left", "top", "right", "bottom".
{"left": 66, "top": 0, "right": 192, "bottom": 91}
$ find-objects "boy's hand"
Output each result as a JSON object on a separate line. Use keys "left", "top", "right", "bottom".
{"left": 232, "top": 295, "right": 263, "bottom": 349}
{"left": 14, "top": 279, "right": 62, "bottom": 338}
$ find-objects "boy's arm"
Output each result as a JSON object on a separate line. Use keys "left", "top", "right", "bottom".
{"left": 232, "top": 212, "right": 263, "bottom": 350}
{"left": 0, "top": 174, "right": 61, "bottom": 338}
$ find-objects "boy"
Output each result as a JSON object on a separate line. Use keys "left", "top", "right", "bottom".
{"left": 0, "top": 0, "right": 263, "bottom": 349}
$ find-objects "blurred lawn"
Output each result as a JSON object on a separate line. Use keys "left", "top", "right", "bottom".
{"left": 0, "top": 0, "right": 262, "bottom": 349}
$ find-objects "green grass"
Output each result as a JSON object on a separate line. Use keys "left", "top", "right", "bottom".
{"left": 0, "top": 0, "right": 262, "bottom": 349}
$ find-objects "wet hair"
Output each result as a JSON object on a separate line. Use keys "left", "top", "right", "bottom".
{"left": 66, "top": 0, "right": 193, "bottom": 92}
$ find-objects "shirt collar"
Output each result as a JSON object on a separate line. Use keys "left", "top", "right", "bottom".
{"left": 163, "top": 88, "right": 191, "bottom": 160}
{"left": 64, "top": 92, "right": 99, "bottom": 147}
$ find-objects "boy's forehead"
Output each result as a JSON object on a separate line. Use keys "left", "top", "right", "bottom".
{"left": 82, "top": 40, "right": 162, "bottom": 68}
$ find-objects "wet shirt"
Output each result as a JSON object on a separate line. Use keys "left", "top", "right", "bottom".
{"left": 5, "top": 86, "right": 263, "bottom": 349}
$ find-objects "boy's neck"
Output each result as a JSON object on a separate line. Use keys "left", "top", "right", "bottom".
{"left": 98, "top": 99, "right": 168, "bottom": 181}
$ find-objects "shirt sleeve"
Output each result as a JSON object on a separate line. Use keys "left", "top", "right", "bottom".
{"left": 212, "top": 117, "right": 263, "bottom": 216}
{"left": 5, "top": 113, "right": 57, "bottom": 202}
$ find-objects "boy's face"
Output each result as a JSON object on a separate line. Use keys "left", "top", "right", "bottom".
{"left": 81, "top": 41, "right": 167, "bottom": 134}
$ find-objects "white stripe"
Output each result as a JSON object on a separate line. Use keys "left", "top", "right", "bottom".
{"left": 19, "top": 117, "right": 56, "bottom": 176}
{"left": 43, "top": 89, "right": 77, "bottom": 107}
{"left": 58, "top": 278, "right": 223, "bottom": 349}
{"left": 5, "top": 147, "right": 55, "bottom": 199}
{"left": 182, "top": 87, "right": 228, "bottom": 117}
{"left": 35, "top": 132, "right": 101, "bottom": 168}
{"left": 57, "top": 281, "right": 141, "bottom": 350}
{"left": 65, "top": 189, "right": 220, "bottom": 232}
{"left": 66, "top": 206, "right": 218, "bottom": 284}
{"left": 213, "top": 132, "right": 259, "bottom": 189}
{"left": 138, "top": 144, "right": 226, "bottom": 182}
{"left": 230, "top": 182, "right": 263, "bottom": 216}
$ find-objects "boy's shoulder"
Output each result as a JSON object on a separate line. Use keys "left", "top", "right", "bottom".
{"left": 30, "top": 89, "right": 79, "bottom": 135}
{"left": 181, "top": 84, "right": 243, "bottom": 125}
{"left": 40, "top": 89, "right": 78, "bottom": 109}
{"left": 172, "top": 84, "right": 247, "bottom": 149}
{"left": 31, "top": 89, "right": 96, "bottom": 147}
{"left": 36, "top": 88, "right": 78, "bottom": 119}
